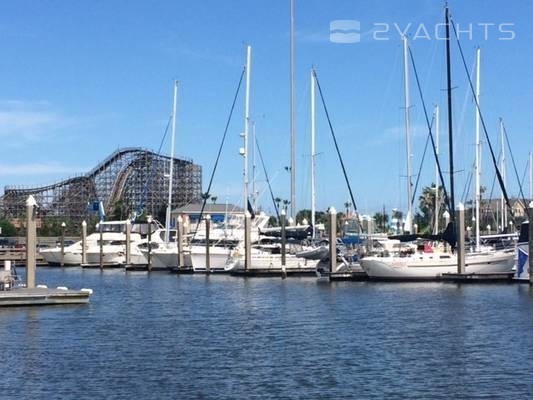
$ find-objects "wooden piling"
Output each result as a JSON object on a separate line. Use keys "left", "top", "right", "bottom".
{"left": 81, "top": 220, "right": 87, "bottom": 265}
{"left": 25, "top": 195, "right": 37, "bottom": 289}
{"left": 329, "top": 207, "right": 337, "bottom": 276}
{"left": 177, "top": 215, "right": 184, "bottom": 267}
{"left": 244, "top": 211, "right": 251, "bottom": 271}
{"left": 60, "top": 222, "right": 66, "bottom": 267}
{"left": 456, "top": 202, "right": 466, "bottom": 274}
{"left": 280, "top": 208, "right": 287, "bottom": 279}
{"left": 147, "top": 217, "right": 153, "bottom": 272}
{"left": 99, "top": 222, "right": 103, "bottom": 270}
{"left": 205, "top": 214, "right": 211, "bottom": 273}
{"left": 125, "top": 220, "right": 131, "bottom": 266}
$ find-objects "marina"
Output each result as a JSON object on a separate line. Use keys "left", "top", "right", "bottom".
{"left": 1, "top": 0, "right": 533, "bottom": 398}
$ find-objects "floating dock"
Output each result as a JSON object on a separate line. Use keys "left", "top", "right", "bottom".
{"left": 169, "top": 266, "right": 194, "bottom": 274}
{"left": 81, "top": 263, "right": 123, "bottom": 269}
{"left": 328, "top": 270, "right": 369, "bottom": 281}
{"left": 230, "top": 268, "right": 317, "bottom": 277}
{"left": 440, "top": 272, "right": 515, "bottom": 283}
{"left": 0, "top": 286, "right": 92, "bottom": 306}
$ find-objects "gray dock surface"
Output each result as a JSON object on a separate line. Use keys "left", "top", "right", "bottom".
{"left": 0, "top": 287, "right": 91, "bottom": 306}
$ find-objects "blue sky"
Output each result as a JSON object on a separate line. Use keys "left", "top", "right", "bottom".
{"left": 0, "top": 0, "right": 531, "bottom": 217}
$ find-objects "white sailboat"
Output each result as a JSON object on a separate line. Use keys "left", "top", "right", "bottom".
{"left": 361, "top": 15, "right": 514, "bottom": 280}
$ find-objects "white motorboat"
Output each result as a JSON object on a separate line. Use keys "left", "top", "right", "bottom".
{"left": 224, "top": 246, "right": 320, "bottom": 274}
{"left": 187, "top": 213, "right": 270, "bottom": 272}
{"left": 84, "top": 220, "right": 162, "bottom": 266}
{"left": 40, "top": 241, "right": 87, "bottom": 265}
{"left": 40, "top": 221, "right": 127, "bottom": 266}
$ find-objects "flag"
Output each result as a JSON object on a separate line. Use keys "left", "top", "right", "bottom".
{"left": 247, "top": 199, "right": 255, "bottom": 219}
{"left": 517, "top": 248, "right": 529, "bottom": 278}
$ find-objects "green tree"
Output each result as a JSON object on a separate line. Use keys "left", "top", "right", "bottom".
{"left": 373, "top": 212, "right": 389, "bottom": 233}
{"left": 0, "top": 219, "right": 17, "bottom": 236}
{"left": 111, "top": 200, "right": 125, "bottom": 220}
{"left": 296, "top": 209, "right": 311, "bottom": 225}
{"left": 418, "top": 184, "right": 444, "bottom": 233}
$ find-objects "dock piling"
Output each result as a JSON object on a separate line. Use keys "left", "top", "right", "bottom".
{"left": 81, "top": 220, "right": 87, "bottom": 265}
{"left": 125, "top": 220, "right": 131, "bottom": 266}
{"left": 205, "top": 214, "right": 211, "bottom": 274}
{"left": 244, "top": 211, "right": 251, "bottom": 272}
{"left": 329, "top": 207, "right": 337, "bottom": 277}
{"left": 99, "top": 222, "right": 103, "bottom": 270}
{"left": 281, "top": 208, "right": 287, "bottom": 279}
{"left": 177, "top": 215, "right": 184, "bottom": 267}
{"left": 147, "top": 216, "right": 153, "bottom": 272}
{"left": 25, "top": 195, "right": 37, "bottom": 288}
{"left": 60, "top": 222, "right": 66, "bottom": 267}
{"left": 456, "top": 202, "right": 466, "bottom": 274}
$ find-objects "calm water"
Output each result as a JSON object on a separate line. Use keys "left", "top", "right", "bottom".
{"left": 1, "top": 267, "right": 533, "bottom": 399}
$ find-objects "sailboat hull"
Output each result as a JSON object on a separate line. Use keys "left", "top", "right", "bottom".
{"left": 361, "top": 250, "right": 515, "bottom": 280}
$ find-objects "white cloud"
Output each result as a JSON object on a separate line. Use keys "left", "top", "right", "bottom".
{"left": 0, "top": 162, "right": 87, "bottom": 177}
{"left": 0, "top": 100, "right": 75, "bottom": 142}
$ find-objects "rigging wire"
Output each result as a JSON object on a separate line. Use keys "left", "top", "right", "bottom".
{"left": 408, "top": 46, "right": 452, "bottom": 218}
{"left": 411, "top": 112, "right": 435, "bottom": 207}
{"left": 255, "top": 136, "right": 280, "bottom": 221}
{"left": 137, "top": 114, "right": 173, "bottom": 216}
{"left": 501, "top": 120, "right": 528, "bottom": 207}
{"left": 450, "top": 17, "right": 515, "bottom": 222}
{"left": 312, "top": 68, "right": 362, "bottom": 232}
{"left": 192, "top": 67, "right": 246, "bottom": 237}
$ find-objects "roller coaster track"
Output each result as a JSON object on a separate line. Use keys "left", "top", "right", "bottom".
{"left": 1, "top": 147, "right": 201, "bottom": 223}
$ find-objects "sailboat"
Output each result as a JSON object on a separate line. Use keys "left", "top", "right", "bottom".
{"left": 361, "top": 8, "right": 515, "bottom": 280}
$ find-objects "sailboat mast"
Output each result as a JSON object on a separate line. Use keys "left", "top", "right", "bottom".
{"left": 445, "top": 6, "right": 456, "bottom": 224}
{"left": 165, "top": 80, "right": 178, "bottom": 243}
{"left": 530, "top": 151, "right": 532, "bottom": 201}
{"left": 289, "top": 0, "right": 296, "bottom": 219}
{"left": 244, "top": 45, "right": 252, "bottom": 212}
{"left": 434, "top": 105, "right": 440, "bottom": 234}
{"left": 252, "top": 121, "right": 257, "bottom": 211}
{"left": 474, "top": 47, "right": 481, "bottom": 250}
{"left": 500, "top": 118, "right": 507, "bottom": 229}
{"left": 310, "top": 69, "right": 317, "bottom": 238}
{"left": 402, "top": 35, "right": 413, "bottom": 233}
{"left": 529, "top": 152, "right": 533, "bottom": 201}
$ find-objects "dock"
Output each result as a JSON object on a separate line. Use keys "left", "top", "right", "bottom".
{"left": 328, "top": 270, "right": 369, "bottom": 281}
{"left": 230, "top": 268, "right": 317, "bottom": 277}
{"left": 0, "top": 286, "right": 92, "bottom": 306}
{"left": 169, "top": 266, "right": 194, "bottom": 274}
{"left": 440, "top": 272, "right": 515, "bottom": 283}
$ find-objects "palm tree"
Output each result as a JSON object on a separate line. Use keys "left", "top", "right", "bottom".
{"left": 344, "top": 201, "right": 352, "bottom": 217}
{"left": 211, "top": 196, "right": 218, "bottom": 204}
{"left": 418, "top": 184, "right": 444, "bottom": 232}
{"left": 373, "top": 212, "right": 389, "bottom": 233}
